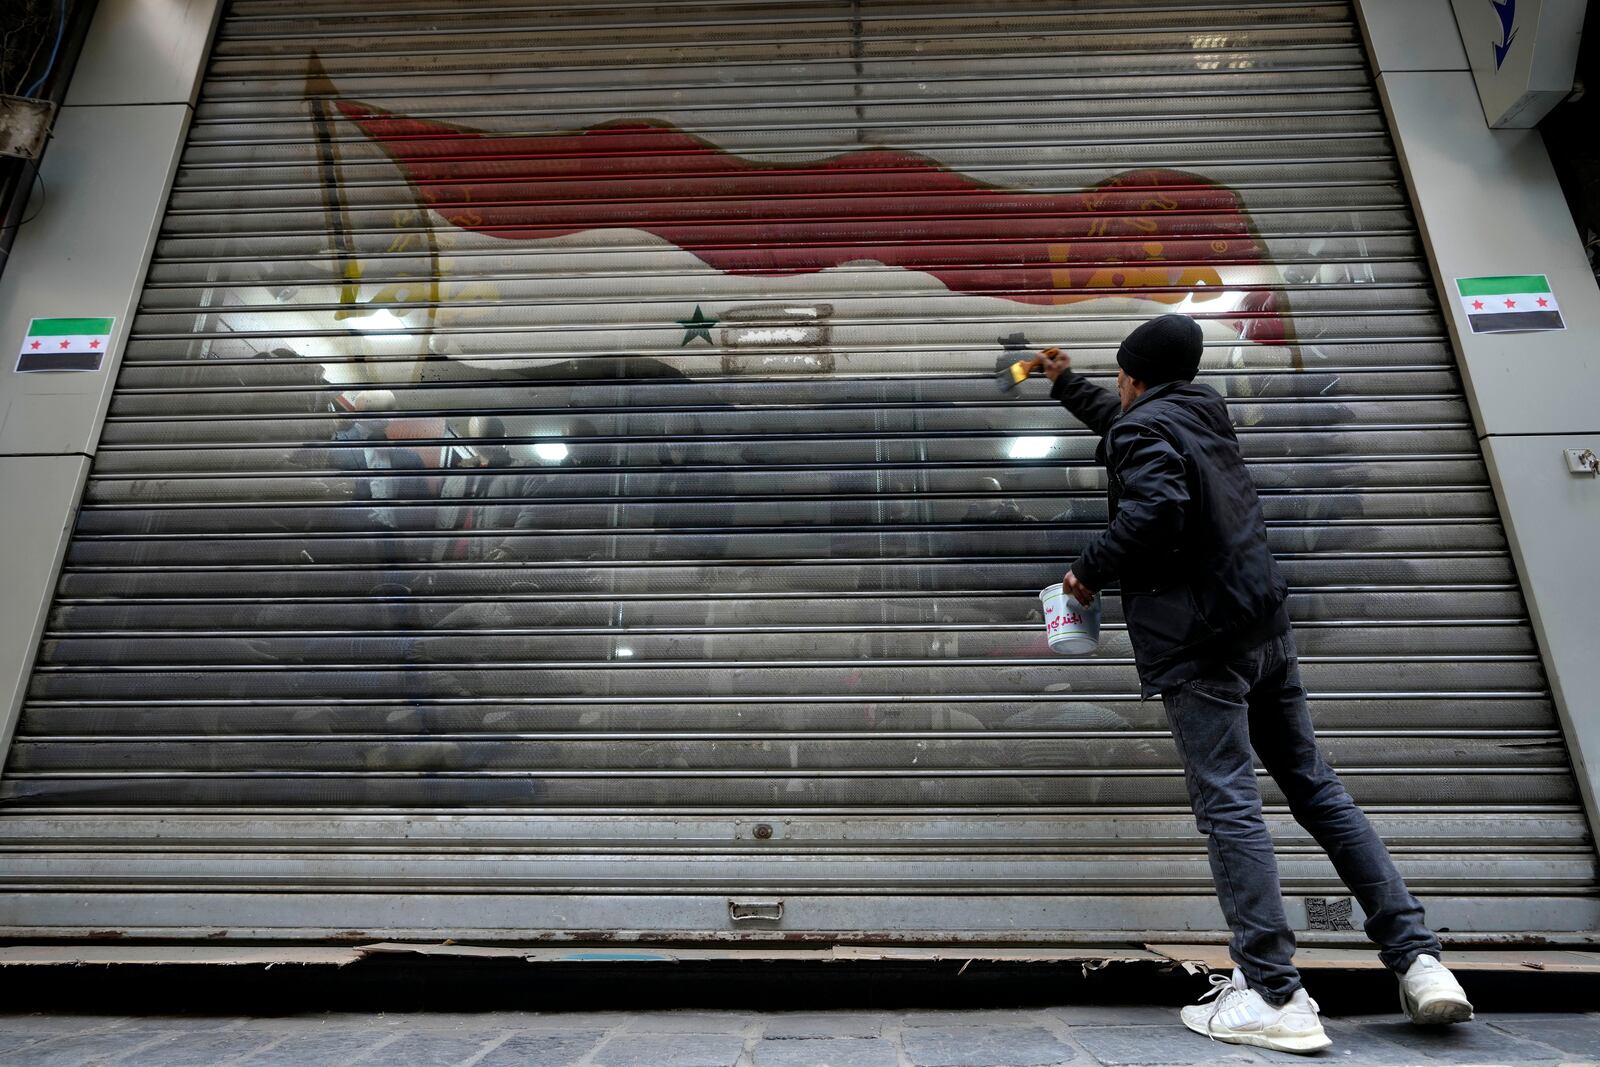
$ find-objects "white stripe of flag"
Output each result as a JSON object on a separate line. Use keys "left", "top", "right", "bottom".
{"left": 1458, "top": 292, "right": 1561, "bottom": 316}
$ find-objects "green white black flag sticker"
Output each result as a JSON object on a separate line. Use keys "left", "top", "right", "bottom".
{"left": 15, "top": 317, "right": 115, "bottom": 372}
{"left": 1455, "top": 276, "right": 1565, "bottom": 334}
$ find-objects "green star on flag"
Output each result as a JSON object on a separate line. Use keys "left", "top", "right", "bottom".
{"left": 676, "top": 305, "right": 718, "bottom": 345}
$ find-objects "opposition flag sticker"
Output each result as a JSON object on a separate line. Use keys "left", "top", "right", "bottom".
{"left": 1455, "top": 276, "right": 1565, "bottom": 334}
{"left": 15, "top": 317, "right": 115, "bottom": 372}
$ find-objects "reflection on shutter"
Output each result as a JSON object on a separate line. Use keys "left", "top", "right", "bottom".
{"left": 2, "top": 0, "right": 1594, "bottom": 940}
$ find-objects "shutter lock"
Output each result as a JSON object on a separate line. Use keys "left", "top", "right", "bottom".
{"left": 728, "top": 900, "right": 784, "bottom": 923}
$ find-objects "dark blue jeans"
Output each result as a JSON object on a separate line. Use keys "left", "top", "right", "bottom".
{"left": 1161, "top": 631, "right": 1441, "bottom": 1004}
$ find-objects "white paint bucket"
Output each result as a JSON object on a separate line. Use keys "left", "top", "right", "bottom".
{"left": 1039, "top": 583, "right": 1102, "bottom": 655}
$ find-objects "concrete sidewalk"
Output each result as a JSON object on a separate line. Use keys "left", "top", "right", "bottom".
{"left": 3, "top": 1007, "right": 1597, "bottom": 1067}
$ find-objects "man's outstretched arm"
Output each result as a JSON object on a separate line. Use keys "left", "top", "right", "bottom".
{"left": 1040, "top": 348, "right": 1120, "bottom": 437}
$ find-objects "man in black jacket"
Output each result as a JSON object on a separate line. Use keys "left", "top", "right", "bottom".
{"left": 1044, "top": 315, "right": 1473, "bottom": 1054}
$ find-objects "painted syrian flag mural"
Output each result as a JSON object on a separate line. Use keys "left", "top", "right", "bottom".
{"left": 1456, "top": 275, "right": 1565, "bottom": 333}
{"left": 298, "top": 79, "right": 1294, "bottom": 378}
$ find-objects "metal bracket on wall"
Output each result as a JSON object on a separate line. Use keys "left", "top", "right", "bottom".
{"left": 1564, "top": 448, "right": 1599, "bottom": 476}
{"left": 0, "top": 96, "right": 58, "bottom": 161}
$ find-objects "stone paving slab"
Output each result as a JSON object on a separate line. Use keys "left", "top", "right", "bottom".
{"left": 123, "top": 1016, "right": 243, "bottom": 1031}
{"left": 1067, "top": 1025, "right": 1256, "bottom": 1066}
{"left": 1044, "top": 1007, "right": 1178, "bottom": 1026}
{"left": 594, "top": 1033, "right": 749, "bottom": 1067}
{"left": 1481, "top": 1016, "right": 1600, "bottom": 1058}
{"left": 0, "top": 1033, "right": 43, "bottom": 1057}
{"left": 1249, "top": 1021, "right": 1419, "bottom": 1066}
{"left": 9, "top": 1029, "right": 179, "bottom": 1067}
{"left": 752, "top": 1036, "right": 899, "bottom": 1067}
{"left": 347, "top": 1030, "right": 502, "bottom": 1065}
{"left": 1351, "top": 1019, "right": 1571, "bottom": 1061}
{"left": 901, "top": 1025, "right": 1080, "bottom": 1066}
{"left": 111, "top": 1029, "right": 281, "bottom": 1067}
{"left": 621, "top": 1012, "right": 755, "bottom": 1034}
{"left": 761, "top": 1013, "right": 887, "bottom": 1039}
{"left": 476, "top": 1032, "right": 614, "bottom": 1067}
{"left": 0, "top": 1015, "right": 127, "bottom": 1034}
{"left": 234, "top": 1030, "right": 390, "bottom": 1065}
{"left": 2, "top": 1009, "right": 1598, "bottom": 1066}
{"left": 901, "top": 1010, "right": 1053, "bottom": 1027}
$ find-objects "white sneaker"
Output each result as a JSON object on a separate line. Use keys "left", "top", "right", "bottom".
{"left": 1398, "top": 955, "right": 1474, "bottom": 1024}
{"left": 1180, "top": 969, "right": 1333, "bottom": 1054}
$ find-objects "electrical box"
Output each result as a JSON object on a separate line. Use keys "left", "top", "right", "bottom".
{"left": 0, "top": 95, "right": 56, "bottom": 161}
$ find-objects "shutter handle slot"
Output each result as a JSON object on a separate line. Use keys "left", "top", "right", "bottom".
{"left": 728, "top": 899, "right": 783, "bottom": 923}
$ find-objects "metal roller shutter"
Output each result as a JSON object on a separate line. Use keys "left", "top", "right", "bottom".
{"left": 1, "top": 0, "right": 1594, "bottom": 941}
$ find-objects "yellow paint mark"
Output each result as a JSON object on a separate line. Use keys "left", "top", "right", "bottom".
{"left": 435, "top": 281, "right": 503, "bottom": 325}
{"left": 333, "top": 259, "right": 365, "bottom": 319}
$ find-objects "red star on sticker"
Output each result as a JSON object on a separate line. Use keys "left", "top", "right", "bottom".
{"left": 58, "top": 339, "right": 70, "bottom": 349}
{"left": 29, "top": 340, "right": 41, "bottom": 350}
{"left": 1504, "top": 298, "right": 1516, "bottom": 308}
{"left": 1537, "top": 297, "right": 1549, "bottom": 307}
{"left": 88, "top": 339, "right": 100, "bottom": 349}
{"left": 1471, "top": 300, "right": 1484, "bottom": 310}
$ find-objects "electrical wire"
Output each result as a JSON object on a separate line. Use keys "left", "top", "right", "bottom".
{"left": 0, "top": 168, "right": 47, "bottom": 258}
{"left": 8, "top": 20, "right": 50, "bottom": 97}
{"left": 21, "top": 0, "right": 67, "bottom": 99}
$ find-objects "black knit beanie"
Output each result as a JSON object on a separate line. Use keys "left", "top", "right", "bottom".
{"left": 1116, "top": 314, "right": 1203, "bottom": 385}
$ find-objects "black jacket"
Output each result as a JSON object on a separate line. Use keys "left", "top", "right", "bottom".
{"left": 1051, "top": 372, "right": 1289, "bottom": 690}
